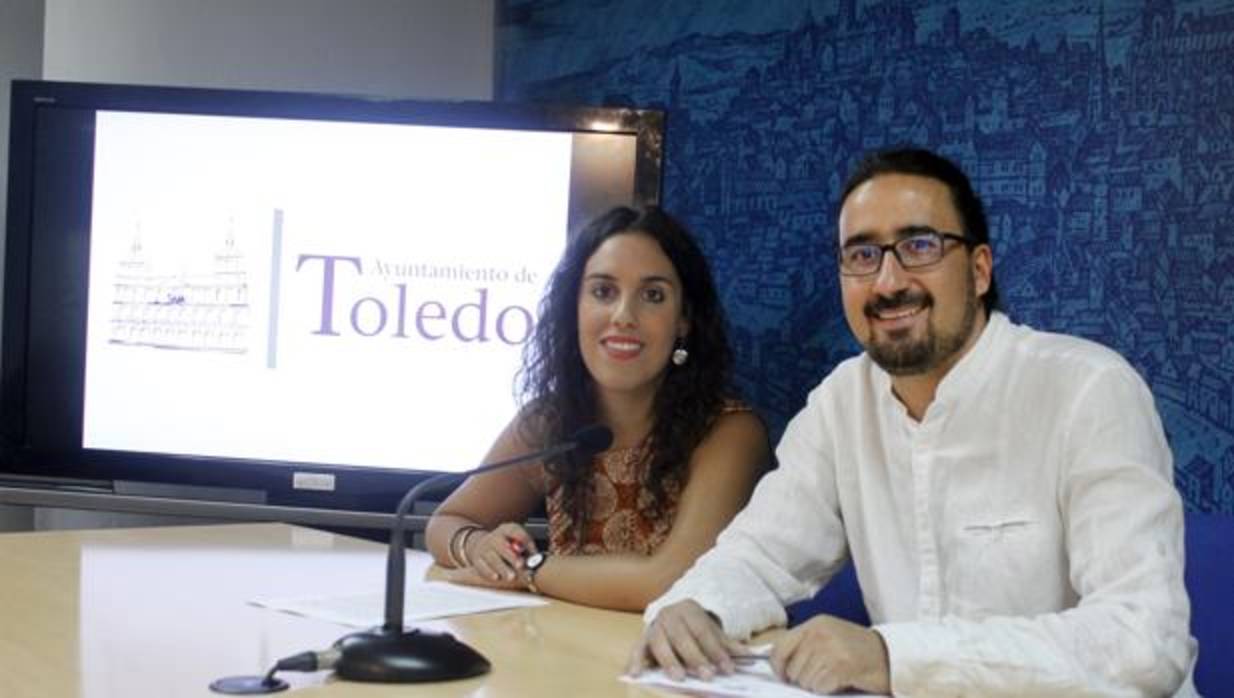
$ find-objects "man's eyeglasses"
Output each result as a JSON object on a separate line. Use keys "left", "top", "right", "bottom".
{"left": 838, "top": 230, "right": 976, "bottom": 276}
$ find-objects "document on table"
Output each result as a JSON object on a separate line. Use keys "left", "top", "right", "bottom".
{"left": 250, "top": 581, "right": 547, "bottom": 627}
{"left": 622, "top": 645, "right": 884, "bottom": 697}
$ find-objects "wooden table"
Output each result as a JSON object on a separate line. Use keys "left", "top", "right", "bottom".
{"left": 0, "top": 522, "right": 666, "bottom": 697}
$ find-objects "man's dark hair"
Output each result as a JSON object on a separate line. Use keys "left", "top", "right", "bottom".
{"left": 840, "top": 147, "right": 1000, "bottom": 313}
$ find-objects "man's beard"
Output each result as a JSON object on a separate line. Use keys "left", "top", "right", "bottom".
{"left": 863, "top": 276, "right": 980, "bottom": 377}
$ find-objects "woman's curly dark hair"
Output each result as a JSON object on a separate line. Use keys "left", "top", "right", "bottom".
{"left": 516, "top": 206, "right": 734, "bottom": 544}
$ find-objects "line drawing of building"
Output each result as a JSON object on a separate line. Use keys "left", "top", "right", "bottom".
{"left": 109, "top": 225, "right": 251, "bottom": 354}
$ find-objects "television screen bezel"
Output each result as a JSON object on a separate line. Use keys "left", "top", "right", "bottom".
{"left": 1, "top": 79, "right": 664, "bottom": 513}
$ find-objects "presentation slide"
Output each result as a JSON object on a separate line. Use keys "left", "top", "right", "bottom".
{"left": 82, "top": 111, "right": 572, "bottom": 473}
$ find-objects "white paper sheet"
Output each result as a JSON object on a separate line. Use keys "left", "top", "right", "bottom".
{"left": 622, "top": 644, "right": 884, "bottom": 697}
{"left": 250, "top": 581, "right": 547, "bottom": 627}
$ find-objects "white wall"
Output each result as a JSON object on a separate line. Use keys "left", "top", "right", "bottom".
{"left": 43, "top": 0, "right": 494, "bottom": 99}
{"left": 1, "top": 0, "right": 494, "bottom": 532}
{"left": 0, "top": 0, "right": 46, "bottom": 320}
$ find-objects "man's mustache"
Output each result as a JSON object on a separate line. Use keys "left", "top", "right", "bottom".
{"left": 865, "top": 290, "right": 932, "bottom": 318}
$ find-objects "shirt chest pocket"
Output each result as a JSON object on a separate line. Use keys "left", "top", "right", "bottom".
{"left": 942, "top": 517, "right": 1070, "bottom": 618}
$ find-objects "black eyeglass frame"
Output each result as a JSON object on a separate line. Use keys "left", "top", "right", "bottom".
{"left": 837, "top": 230, "right": 977, "bottom": 277}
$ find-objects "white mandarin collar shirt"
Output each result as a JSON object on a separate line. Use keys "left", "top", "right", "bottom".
{"left": 647, "top": 312, "right": 1197, "bottom": 697}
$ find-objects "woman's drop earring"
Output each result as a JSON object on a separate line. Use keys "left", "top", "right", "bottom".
{"left": 671, "top": 339, "right": 689, "bottom": 366}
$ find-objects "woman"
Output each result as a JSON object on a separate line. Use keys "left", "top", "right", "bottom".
{"left": 425, "top": 206, "right": 768, "bottom": 611}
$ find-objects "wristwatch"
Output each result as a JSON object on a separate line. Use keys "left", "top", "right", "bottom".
{"left": 524, "top": 551, "right": 549, "bottom": 594}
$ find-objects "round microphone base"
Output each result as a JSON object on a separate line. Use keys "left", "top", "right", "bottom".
{"left": 334, "top": 627, "right": 491, "bottom": 683}
{"left": 208, "top": 675, "right": 289, "bottom": 694}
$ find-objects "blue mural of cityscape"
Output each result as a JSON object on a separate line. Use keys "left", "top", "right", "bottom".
{"left": 498, "top": 0, "right": 1234, "bottom": 513}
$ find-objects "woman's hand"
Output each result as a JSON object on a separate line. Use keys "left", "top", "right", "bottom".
{"left": 463, "top": 522, "right": 539, "bottom": 584}
{"left": 438, "top": 563, "right": 530, "bottom": 591}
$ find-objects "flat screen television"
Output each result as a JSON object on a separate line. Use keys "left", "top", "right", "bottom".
{"left": 1, "top": 80, "right": 663, "bottom": 516}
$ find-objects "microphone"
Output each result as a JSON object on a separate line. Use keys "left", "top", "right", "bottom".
{"left": 330, "top": 423, "right": 612, "bottom": 684}
{"left": 209, "top": 424, "right": 613, "bottom": 693}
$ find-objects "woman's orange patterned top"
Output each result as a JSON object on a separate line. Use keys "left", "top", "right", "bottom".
{"left": 544, "top": 401, "right": 751, "bottom": 556}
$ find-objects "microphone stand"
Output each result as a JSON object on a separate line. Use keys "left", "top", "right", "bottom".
{"left": 331, "top": 440, "right": 582, "bottom": 683}
{"left": 209, "top": 425, "right": 612, "bottom": 692}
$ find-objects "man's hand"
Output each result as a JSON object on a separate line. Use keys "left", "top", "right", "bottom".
{"left": 626, "top": 600, "right": 747, "bottom": 681}
{"left": 770, "top": 614, "right": 890, "bottom": 695}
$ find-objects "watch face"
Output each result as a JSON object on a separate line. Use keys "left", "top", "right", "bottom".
{"left": 526, "top": 552, "right": 547, "bottom": 570}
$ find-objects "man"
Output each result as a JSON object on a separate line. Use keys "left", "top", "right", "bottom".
{"left": 629, "top": 148, "right": 1197, "bottom": 696}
